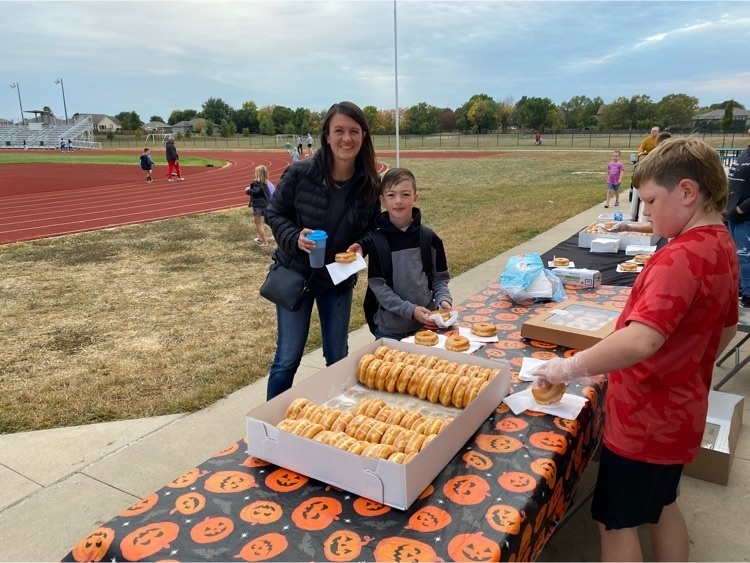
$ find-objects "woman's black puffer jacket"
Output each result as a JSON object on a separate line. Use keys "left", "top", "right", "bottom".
{"left": 265, "top": 151, "right": 379, "bottom": 290}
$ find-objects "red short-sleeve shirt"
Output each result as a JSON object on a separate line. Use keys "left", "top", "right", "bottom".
{"left": 603, "top": 225, "right": 739, "bottom": 464}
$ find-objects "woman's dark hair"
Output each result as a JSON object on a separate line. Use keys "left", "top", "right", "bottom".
{"left": 320, "top": 101, "right": 380, "bottom": 205}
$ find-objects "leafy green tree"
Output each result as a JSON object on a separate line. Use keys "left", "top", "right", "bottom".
{"left": 456, "top": 94, "right": 498, "bottom": 133}
{"left": 404, "top": 102, "right": 441, "bottom": 134}
{"left": 260, "top": 115, "right": 275, "bottom": 136}
{"left": 629, "top": 94, "right": 656, "bottom": 130}
{"left": 168, "top": 109, "right": 198, "bottom": 125}
{"left": 205, "top": 122, "right": 214, "bottom": 136}
{"left": 722, "top": 101, "right": 735, "bottom": 134}
{"left": 497, "top": 97, "right": 515, "bottom": 132}
{"left": 219, "top": 119, "right": 231, "bottom": 137}
{"left": 242, "top": 127, "right": 250, "bottom": 137}
{"left": 201, "top": 97, "right": 233, "bottom": 125}
{"left": 115, "top": 111, "right": 143, "bottom": 131}
{"left": 440, "top": 108, "right": 456, "bottom": 132}
{"left": 232, "top": 101, "right": 259, "bottom": 134}
{"left": 374, "top": 109, "right": 396, "bottom": 134}
{"left": 363, "top": 106, "right": 378, "bottom": 132}
{"left": 293, "top": 107, "right": 311, "bottom": 132}
{"left": 184, "top": 130, "right": 191, "bottom": 139}
{"left": 600, "top": 97, "right": 629, "bottom": 129}
{"left": 149, "top": 115, "right": 165, "bottom": 123}
{"left": 106, "top": 131, "right": 115, "bottom": 142}
{"left": 656, "top": 94, "right": 698, "bottom": 130}
{"left": 710, "top": 100, "right": 746, "bottom": 111}
{"left": 43, "top": 105, "right": 55, "bottom": 117}
{"left": 271, "top": 106, "right": 295, "bottom": 132}
{"left": 560, "top": 95, "right": 601, "bottom": 129}
{"left": 517, "top": 97, "right": 557, "bottom": 131}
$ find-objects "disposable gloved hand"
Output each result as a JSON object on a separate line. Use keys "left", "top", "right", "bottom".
{"left": 530, "top": 352, "right": 592, "bottom": 389}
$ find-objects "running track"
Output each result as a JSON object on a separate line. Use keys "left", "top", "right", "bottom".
{"left": 0, "top": 150, "right": 493, "bottom": 245}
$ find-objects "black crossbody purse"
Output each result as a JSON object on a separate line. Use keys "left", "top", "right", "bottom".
{"left": 259, "top": 262, "right": 313, "bottom": 312}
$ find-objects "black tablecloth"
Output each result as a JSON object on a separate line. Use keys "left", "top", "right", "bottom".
{"left": 541, "top": 231, "right": 665, "bottom": 287}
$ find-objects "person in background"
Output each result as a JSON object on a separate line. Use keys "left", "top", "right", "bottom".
{"left": 297, "top": 135, "right": 304, "bottom": 159}
{"left": 245, "top": 164, "right": 275, "bottom": 247}
{"left": 532, "top": 138, "right": 738, "bottom": 562}
{"left": 264, "top": 101, "right": 380, "bottom": 400}
{"left": 22, "top": 139, "right": 27, "bottom": 151}
{"left": 604, "top": 150, "right": 625, "bottom": 208}
{"left": 724, "top": 127, "right": 750, "bottom": 307}
{"left": 637, "top": 126, "right": 660, "bottom": 158}
{"left": 165, "top": 137, "right": 184, "bottom": 182}
{"left": 306, "top": 133, "right": 314, "bottom": 157}
{"left": 656, "top": 131, "right": 672, "bottom": 145}
{"left": 139, "top": 147, "right": 154, "bottom": 183}
{"left": 67, "top": 139, "right": 73, "bottom": 152}
{"left": 60, "top": 137, "right": 66, "bottom": 152}
{"left": 366, "top": 167, "right": 452, "bottom": 340}
{"left": 291, "top": 146, "right": 299, "bottom": 163}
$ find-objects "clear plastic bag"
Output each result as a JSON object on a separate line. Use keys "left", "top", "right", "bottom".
{"left": 499, "top": 253, "right": 566, "bottom": 303}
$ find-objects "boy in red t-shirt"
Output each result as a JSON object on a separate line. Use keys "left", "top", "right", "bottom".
{"left": 532, "top": 138, "right": 739, "bottom": 562}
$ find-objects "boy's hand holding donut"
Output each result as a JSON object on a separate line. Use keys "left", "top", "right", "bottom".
{"left": 530, "top": 352, "right": 591, "bottom": 387}
{"left": 413, "top": 306, "right": 438, "bottom": 328}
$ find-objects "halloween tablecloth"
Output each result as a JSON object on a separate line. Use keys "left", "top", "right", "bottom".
{"left": 63, "top": 284, "right": 630, "bottom": 563}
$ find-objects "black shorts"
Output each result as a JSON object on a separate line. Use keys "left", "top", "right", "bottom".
{"left": 591, "top": 444, "right": 683, "bottom": 530}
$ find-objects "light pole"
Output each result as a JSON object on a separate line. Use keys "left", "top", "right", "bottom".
{"left": 10, "top": 83, "right": 24, "bottom": 125}
{"left": 54, "top": 78, "right": 68, "bottom": 124}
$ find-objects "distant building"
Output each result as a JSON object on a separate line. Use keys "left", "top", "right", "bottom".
{"left": 74, "top": 113, "right": 122, "bottom": 132}
{"left": 692, "top": 107, "right": 750, "bottom": 130}
{"left": 143, "top": 121, "right": 172, "bottom": 133}
{"left": 171, "top": 118, "right": 217, "bottom": 134}
{"left": 0, "top": 118, "right": 14, "bottom": 127}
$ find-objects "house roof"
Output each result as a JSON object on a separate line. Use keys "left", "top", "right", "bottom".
{"left": 693, "top": 108, "right": 750, "bottom": 121}
{"left": 75, "top": 113, "right": 122, "bottom": 126}
{"left": 143, "top": 121, "right": 171, "bottom": 129}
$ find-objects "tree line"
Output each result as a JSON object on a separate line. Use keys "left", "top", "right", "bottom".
{"left": 107, "top": 93, "right": 748, "bottom": 137}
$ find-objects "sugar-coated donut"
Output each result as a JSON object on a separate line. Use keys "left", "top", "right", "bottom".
{"left": 330, "top": 412, "right": 353, "bottom": 433}
{"left": 445, "top": 335, "right": 470, "bottom": 352}
{"left": 414, "top": 330, "right": 439, "bottom": 346}
{"left": 471, "top": 322, "right": 498, "bottom": 338}
{"left": 440, "top": 373, "right": 461, "bottom": 406}
{"left": 552, "top": 257, "right": 570, "bottom": 267}
{"left": 335, "top": 251, "right": 357, "bottom": 263}
{"left": 532, "top": 382, "right": 567, "bottom": 405}
{"left": 284, "top": 398, "right": 309, "bottom": 420}
{"left": 396, "top": 365, "right": 415, "bottom": 394}
{"left": 620, "top": 261, "right": 639, "bottom": 272}
{"left": 427, "top": 372, "right": 448, "bottom": 403}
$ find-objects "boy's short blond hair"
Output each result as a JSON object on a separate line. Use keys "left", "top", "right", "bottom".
{"left": 381, "top": 167, "right": 416, "bottom": 194}
{"left": 632, "top": 137, "right": 727, "bottom": 213}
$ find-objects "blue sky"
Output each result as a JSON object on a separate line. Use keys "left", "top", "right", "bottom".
{"left": 2, "top": 0, "right": 749, "bottom": 123}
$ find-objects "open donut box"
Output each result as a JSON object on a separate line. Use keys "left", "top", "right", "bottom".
{"left": 521, "top": 300, "right": 621, "bottom": 350}
{"left": 246, "top": 338, "right": 511, "bottom": 510}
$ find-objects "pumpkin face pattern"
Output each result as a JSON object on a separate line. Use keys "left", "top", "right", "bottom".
{"left": 418, "top": 484, "right": 434, "bottom": 499}
{"left": 531, "top": 351, "right": 557, "bottom": 361}
{"left": 497, "top": 471, "right": 537, "bottom": 493}
{"left": 529, "top": 431, "right": 568, "bottom": 454}
{"left": 240, "top": 500, "right": 283, "bottom": 525}
{"left": 495, "top": 417, "right": 528, "bottom": 432}
{"left": 71, "top": 527, "right": 115, "bottom": 562}
{"left": 353, "top": 497, "right": 391, "bottom": 517}
{"left": 119, "top": 521, "right": 180, "bottom": 561}
{"left": 167, "top": 467, "right": 209, "bottom": 488}
{"left": 493, "top": 340, "right": 525, "bottom": 350}
{"left": 264, "top": 468, "right": 308, "bottom": 492}
{"left": 241, "top": 456, "right": 270, "bottom": 468}
{"left": 204, "top": 471, "right": 258, "bottom": 493}
{"left": 443, "top": 474, "right": 491, "bottom": 505}
{"left": 235, "top": 532, "right": 288, "bottom": 561}
{"left": 323, "top": 530, "right": 373, "bottom": 562}
{"left": 554, "top": 417, "right": 580, "bottom": 437}
{"left": 169, "top": 491, "right": 206, "bottom": 515}
{"left": 373, "top": 536, "right": 440, "bottom": 562}
{"left": 462, "top": 450, "right": 493, "bottom": 470}
{"left": 291, "top": 497, "right": 342, "bottom": 531}
{"left": 190, "top": 516, "right": 234, "bottom": 544}
{"left": 447, "top": 532, "right": 501, "bottom": 562}
{"left": 214, "top": 442, "right": 239, "bottom": 457}
{"left": 475, "top": 433, "right": 524, "bottom": 454}
{"left": 530, "top": 458, "right": 557, "bottom": 489}
{"left": 119, "top": 493, "right": 158, "bottom": 517}
{"left": 405, "top": 505, "right": 452, "bottom": 532}
{"left": 485, "top": 504, "right": 526, "bottom": 535}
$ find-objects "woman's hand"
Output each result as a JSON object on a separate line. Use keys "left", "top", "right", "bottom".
{"left": 298, "top": 228, "right": 315, "bottom": 254}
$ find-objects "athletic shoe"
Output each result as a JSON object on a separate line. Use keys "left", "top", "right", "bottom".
{"left": 604, "top": 204, "right": 609, "bottom": 208}
{"left": 741, "top": 296, "right": 750, "bottom": 308}
{"left": 614, "top": 202, "right": 619, "bottom": 206}
{"left": 253, "top": 237, "right": 261, "bottom": 243}
{"left": 178, "top": 177, "right": 185, "bottom": 181}
{"left": 168, "top": 179, "right": 175, "bottom": 183}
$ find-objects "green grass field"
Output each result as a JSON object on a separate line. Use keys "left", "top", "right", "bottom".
{"left": 0, "top": 150, "right": 609, "bottom": 433}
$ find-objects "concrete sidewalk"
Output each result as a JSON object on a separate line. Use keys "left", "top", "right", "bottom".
{"left": 1, "top": 203, "right": 748, "bottom": 562}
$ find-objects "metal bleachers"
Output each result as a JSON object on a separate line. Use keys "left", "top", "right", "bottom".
{"left": 0, "top": 116, "right": 100, "bottom": 150}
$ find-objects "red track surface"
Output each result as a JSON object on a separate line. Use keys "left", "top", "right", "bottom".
{"left": 0, "top": 150, "right": 494, "bottom": 244}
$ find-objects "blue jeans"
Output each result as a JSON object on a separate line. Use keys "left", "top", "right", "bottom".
{"left": 728, "top": 220, "right": 750, "bottom": 297}
{"left": 266, "top": 286, "right": 353, "bottom": 400}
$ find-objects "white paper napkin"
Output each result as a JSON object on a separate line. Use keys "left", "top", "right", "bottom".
{"left": 325, "top": 253, "right": 367, "bottom": 285}
{"left": 428, "top": 310, "right": 459, "bottom": 328}
{"left": 518, "top": 357, "right": 546, "bottom": 381}
{"left": 625, "top": 244, "right": 657, "bottom": 256}
{"left": 459, "top": 326, "right": 499, "bottom": 343}
{"left": 503, "top": 387, "right": 588, "bottom": 418}
{"left": 401, "top": 333, "right": 484, "bottom": 354}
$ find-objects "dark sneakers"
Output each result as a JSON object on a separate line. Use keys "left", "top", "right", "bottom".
{"left": 740, "top": 295, "right": 750, "bottom": 308}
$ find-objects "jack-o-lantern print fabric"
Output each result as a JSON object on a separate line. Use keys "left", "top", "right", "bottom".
{"left": 62, "top": 285, "right": 622, "bottom": 562}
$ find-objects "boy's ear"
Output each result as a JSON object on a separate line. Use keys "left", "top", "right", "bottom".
{"left": 678, "top": 178, "right": 700, "bottom": 206}
{"left": 413, "top": 191, "right": 419, "bottom": 204}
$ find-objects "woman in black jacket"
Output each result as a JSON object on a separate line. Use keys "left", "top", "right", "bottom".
{"left": 264, "top": 101, "right": 380, "bottom": 399}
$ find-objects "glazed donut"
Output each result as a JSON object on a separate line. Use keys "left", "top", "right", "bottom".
{"left": 463, "top": 378, "right": 484, "bottom": 407}
{"left": 297, "top": 403, "right": 317, "bottom": 420}
{"left": 451, "top": 376, "right": 471, "bottom": 408}
{"left": 374, "top": 406, "right": 394, "bottom": 423}
{"left": 423, "top": 418, "right": 444, "bottom": 436}
{"left": 365, "top": 421, "right": 389, "bottom": 444}
{"left": 620, "top": 261, "right": 639, "bottom": 272}
{"left": 373, "top": 345, "right": 390, "bottom": 359}
{"left": 325, "top": 431, "right": 347, "bottom": 446}
{"left": 414, "top": 330, "right": 439, "bottom": 346}
{"left": 444, "top": 361, "right": 460, "bottom": 374}
{"left": 403, "top": 451, "right": 419, "bottom": 464}
{"left": 445, "top": 335, "right": 470, "bottom": 352}
{"left": 385, "top": 407, "right": 408, "bottom": 427}
{"left": 354, "top": 418, "right": 377, "bottom": 442}
{"left": 276, "top": 419, "right": 295, "bottom": 432}
{"left": 532, "top": 382, "right": 567, "bottom": 405}
{"left": 407, "top": 367, "right": 428, "bottom": 396}
{"left": 421, "top": 355, "right": 440, "bottom": 370}
{"left": 633, "top": 254, "right": 651, "bottom": 264}
{"left": 392, "top": 350, "right": 410, "bottom": 363}
{"left": 387, "top": 452, "right": 406, "bottom": 464}
{"left": 430, "top": 309, "right": 451, "bottom": 322}
{"left": 552, "top": 257, "right": 570, "bottom": 267}
{"left": 471, "top": 322, "right": 498, "bottom": 338}
{"left": 364, "top": 399, "right": 387, "bottom": 419}
{"left": 347, "top": 440, "right": 369, "bottom": 455}
{"left": 420, "top": 434, "right": 437, "bottom": 451}
{"left": 405, "top": 433, "right": 427, "bottom": 455}
{"left": 301, "top": 423, "right": 324, "bottom": 439}
{"left": 396, "top": 365, "right": 416, "bottom": 394}
{"left": 352, "top": 399, "right": 372, "bottom": 417}
{"left": 364, "top": 359, "right": 383, "bottom": 389}
{"left": 382, "top": 349, "right": 398, "bottom": 363}
{"left": 335, "top": 436, "right": 357, "bottom": 451}
{"left": 474, "top": 368, "right": 492, "bottom": 383}
{"left": 284, "top": 398, "right": 310, "bottom": 420}
{"left": 603, "top": 222, "right": 617, "bottom": 229}
{"left": 356, "top": 354, "right": 376, "bottom": 382}
{"left": 427, "top": 372, "right": 448, "bottom": 403}
{"left": 335, "top": 251, "right": 357, "bottom": 263}
{"left": 290, "top": 418, "right": 312, "bottom": 435}
{"left": 310, "top": 405, "right": 331, "bottom": 424}
{"left": 399, "top": 411, "right": 423, "bottom": 430}
{"left": 330, "top": 412, "right": 353, "bottom": 433}
{"left": 374, "top": 361, "right": 392, "bottom": 391}
{"left": 320, "top": 409, "right": 342, "bottom": 430}
{"left": 345, "top": 414, "right": 368, "bottom": 437}
{"left": 409, "top": 353, "right": 427, "bottom": 367}
{"left": 385, "top": 362, "right": 404, "bottom": 392}
{"left": 439, "top": 373, "right": 460, "bottom": 406}
{"left": 409, "top": 417, "right": 428, "bottom": 435}
{"left": 433, "top": 359, "right": 450, "bottom": 373}
{"left": 313, "top": 430, "right": 334, "bottom": 443}
{"left": 380, "top": 426, "right": 404, "bottom": 446}
{"left": 417, "top": 370, "right": 437, "bottom": 400}
{"left": 453, "top": 364, "right": 471, "bottom": 377}
{"left": 393, "top": 430, "right": 416, "bottom": 453}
